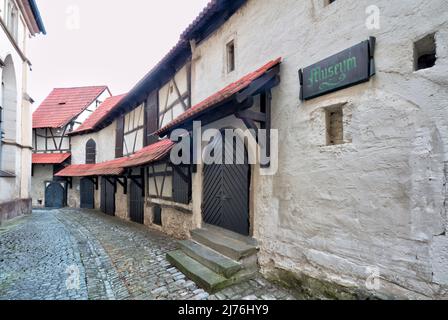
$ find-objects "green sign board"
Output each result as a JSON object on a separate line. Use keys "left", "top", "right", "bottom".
{"left": 299, "top": 37, "right": 376, "bottom": 100}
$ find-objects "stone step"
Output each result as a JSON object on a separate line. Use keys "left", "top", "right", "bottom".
{"left": 178, "top": 240, "right": 242, "bottom": 278}
{"left": 166, "top": 250, "right": 230, "bottom": 293}
{"left": 202, "top": 224, "right": 259, "bottom": 247}
{"left": 191, "top": 228, "right": 258, "bottom": 261}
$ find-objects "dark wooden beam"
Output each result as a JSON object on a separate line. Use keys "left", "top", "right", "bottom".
{"left": 87, "top": 176, "right": 99, "bottom": 190}
{"left": 235, "top": 109, "right": 267, "bottom": 123}
{"left": 116, "top": 177, "right": 128, "bottom": 195}
{"left": 173, "top": 165, "right": 190, "bottom": 184}
{"left": 240, "top": 118, "right": 258, "bottom": 141}
{"left": 236, "top": 65, "right": 280, "bottom": 103}
{"left": 260, "top": 90, "right": 272, "bottom": 168}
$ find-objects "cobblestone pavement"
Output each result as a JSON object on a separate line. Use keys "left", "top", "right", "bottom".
{"left": 0, "top": 209, "right": 296, "bottom": 300}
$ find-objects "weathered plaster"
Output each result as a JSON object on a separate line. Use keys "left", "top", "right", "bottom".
{"left": 189, "top": 0, "right": 448, "bottom": 298}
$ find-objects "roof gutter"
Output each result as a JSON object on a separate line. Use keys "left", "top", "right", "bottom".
{"left": 28, "top": 0, "right": 46, "bottom": 34}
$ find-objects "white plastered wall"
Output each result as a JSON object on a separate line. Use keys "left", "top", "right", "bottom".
{"left": 189, "top": 0, "right": 448, "bottom": 298}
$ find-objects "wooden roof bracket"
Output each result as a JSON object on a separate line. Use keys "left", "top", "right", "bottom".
{"left": 236, "top": 89, "right": 272, "bottom": 168}
{"left": 66, "top": 177, "right": 73, "bottom": 189}
{"left": 87, "top": 176, "right": 99, "bottom": 190}
{"left": 128, "top": 168, "right": 145, "bottom": 197}
{"left": 116, "top": 177, "right": 128, "bottom": 195}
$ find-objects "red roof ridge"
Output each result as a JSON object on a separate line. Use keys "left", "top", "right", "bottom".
{"left": 52, "top": 85, "right": 108, "bottom": 90}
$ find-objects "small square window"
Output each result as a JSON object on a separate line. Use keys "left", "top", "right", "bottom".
{"left": 326, "top": 106, "right": 344, "bottom": 146}
{"left": 414, "top": 33, "right": 437, "bottom": 71}
{"left": 226, "top": 40, "right": 235, "bottom": 73}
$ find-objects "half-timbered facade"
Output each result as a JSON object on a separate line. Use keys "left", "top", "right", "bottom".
{"left": 53, "top": 0, "right": 448, "bottom": 299}
{"left": 0, "top": 0, "right": 45, "bottom": 221}
{"left": 31, "top": 86, "right": 111, "bottom": 207}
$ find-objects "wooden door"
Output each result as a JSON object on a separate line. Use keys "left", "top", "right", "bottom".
{"left": 202, "top": 132, "right": 250, "bottom": 236}
{"left": 129, "top": 178, "right": 144, "bottom": 224}
{"left": 101, "top": 178, "right": 115, "bottom": 216}
{"left": 80, "top": 178, "right": 95, "bottom": 209}
{"left": 45, "top": 182, "right": 65, "bottom": 208}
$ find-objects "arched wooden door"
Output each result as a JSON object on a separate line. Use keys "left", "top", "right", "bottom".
{"left": 45, "top": 182, "right": 65, "bottom": 208}
{"left": 202, "top": 131, "right": 250, "bottom": 236}
{"left": 80, "top": 178, "right": 95, "bottom": 209}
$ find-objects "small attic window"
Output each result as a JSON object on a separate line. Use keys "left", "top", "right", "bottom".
{"left": 58, "top": 102, "right": 66, "bottom": 105}
{"left": 414, "top": 33, "right": 437, "bottom": 71}
{"left": 226, "top": 40, "right": 235, "bottom": 73}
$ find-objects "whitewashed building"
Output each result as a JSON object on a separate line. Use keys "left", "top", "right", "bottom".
{"left": 56, "top": 0, "right": 448, "bottom": 299}
{"left": 0, "top": 0, "right": 45, "bottom": 222}
{"left": 31, "top": 86, "right": 111, "bottom": 208}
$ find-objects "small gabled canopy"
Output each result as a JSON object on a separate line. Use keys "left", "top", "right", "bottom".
{"left": 32, "top": 153, "right": 71, "bottom": 164}
{"left": 155, "top": 58, "right": 282, "bottom": 136}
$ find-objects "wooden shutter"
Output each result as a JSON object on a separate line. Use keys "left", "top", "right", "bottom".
{"left": 115, "top": 115, "right": 125, "bottom": 158}
{"left": 145, "top": 90, "right": 159, "bottom": 146}
{"left": 172, "top": 165, "right": 191, "bottom": 204}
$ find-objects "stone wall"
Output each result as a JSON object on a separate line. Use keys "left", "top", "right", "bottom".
{"left": 144, "top": 199, "right": 196, "bottom": 239}
{"left": 189, "top": 0, "right": 448, "bottom": 299}
{"left": 0, "top": 198, "right": 32, "bottom": 224}
{"left": 67, "top": 177, "right": 81, "bottom": 208}
{"left": 31, "top": 164, "right": 54, "bottom": 207}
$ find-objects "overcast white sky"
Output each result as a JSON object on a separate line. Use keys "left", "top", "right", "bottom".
{"left": 29, "top": 0, "right": 209, "bottom": 108}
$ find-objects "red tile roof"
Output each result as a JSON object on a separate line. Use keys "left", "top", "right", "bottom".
{"left": 71, "top": 94, "right": 127, "bottom": 135}
{"left": 55, "top": 157, "right": 127, "bottom": 177}
{"left": 33, "top": 86, "right": 109, "bottom": 129}
{"left": 32, "top": 153, "right": 71, "bottom": 164}
{"left": 122, "top": 139, "right": 175, "bottom": 168}
{"left": 156, "top": 58, "right": 282, "bottom": 136}
{"left": 55, "top": 139, "right": 174, "bottom": 177}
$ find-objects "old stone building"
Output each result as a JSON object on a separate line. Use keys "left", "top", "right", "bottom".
{"left": 0, "top": 0, "right": 45, "bottom": 222}
{"left": 55, "top": 0, "right": 448, "bottom": 299}
{"left": 31, "top": 86, "right": 111, "bottom": 208}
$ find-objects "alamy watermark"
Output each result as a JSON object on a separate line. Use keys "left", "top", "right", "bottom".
{"left": 366, "top": 5, "right": 381, "bottom": 30}
{"left": 169, "top": 121, "right": 279, "bottom": 176}
{"left": 65, "top": 264, "right": 80, "bottom": 291}
{"left": 365, "top": 266, "right": 381, "bottom": 290}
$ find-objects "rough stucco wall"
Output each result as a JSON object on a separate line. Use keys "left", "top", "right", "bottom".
{"left": 70, "top": 121, "right": 117, "bottom": 165}
{"left": 31, "top": 165, "right": 53, "bottom": 206}
{"left": 115, "top": 185, "right": 129, "bottom": 221}
{"left": 67, "top": 178, "right": 81, "bottom": 208}
{"left": 191, "top": 0, "right": 448, "bottom": 298}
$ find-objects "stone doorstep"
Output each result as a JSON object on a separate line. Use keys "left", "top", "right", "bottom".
{"left": 191, "top": 228, "right": 258, "bottom": 261}
{"left": 178, "top": 240, "right": 242, "bottom": 278}
{"left": 166, "top": 226, "right": 260, "bottom": 293}
{"left": 167, "top": 250, "right": 231, "bottom": 293}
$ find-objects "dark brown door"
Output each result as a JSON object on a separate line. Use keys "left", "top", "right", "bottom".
{"left": 202, "top": 132, "right": 250, "bottom": 236}
{"left": 80, "top": 178, "right": 95, "bottom": 209}
{"left": 129, "top": 178, "right": 144, "bottom": 224}
{"left": 101, "top": 178, "right": 115, "bottom": 216}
